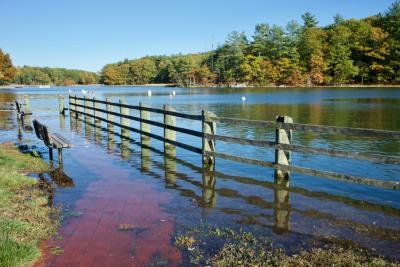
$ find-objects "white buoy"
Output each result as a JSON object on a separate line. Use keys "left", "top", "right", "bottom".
{"left": 172, "top": 90, "right": 176, "bottom": 96}
{"left": 241, "top": 96, "right": 246, "bottom": 102}
{"left": 81, "top": 89, "right": 87, "bottom": 95}
{"left": 147, "top": 90, "right": 152, "bottom": 96}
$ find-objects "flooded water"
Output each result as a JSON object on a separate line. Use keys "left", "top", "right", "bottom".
{"left": 1, "top": 85, "right": 400, "bottom": 265}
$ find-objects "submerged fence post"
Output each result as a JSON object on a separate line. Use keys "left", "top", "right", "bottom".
{"left": 84, "top": 96, "right": 90, "bottom": 121}
{"left": 106, "top": 98, "right": 114, "bottom": 131}
{"left": 58, "top": 95, "right": 65, "bottom": 115}
{"left": 60, "top": 110, "right": 65, "bottom": 130}
{"left": 164, "top": 105, "right": 176, "bottom": 152}
{"left": 93, "top": 97, "right": 101, "bottom": 127}
{"left": 75, "top": 95, "right": 81, "bottom": 119}
{"left": 202, "top": 110, "right": 216, "bottom": 165}
{"left": 163, "top": 105, "right": 176, "bottom": 188}
{"left": 274, "top": 115, "right": 293, "bottom": 184}
{"left": 140, "top": 102, "right": 151, "bottom": 145}
{"left": 119, "top": 99, "right": 130, "bottom": 139}
{"left": 69, "top": 95, "right": 75, "bottom": 114}
{"left": 24, "top": 95, "right": 30, "bottom": 112}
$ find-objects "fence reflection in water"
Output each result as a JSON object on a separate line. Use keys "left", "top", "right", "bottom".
{"left": 69, "top": 114, "right": 294, "bottom": 233}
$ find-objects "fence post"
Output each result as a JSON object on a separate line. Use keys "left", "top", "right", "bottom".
{"left": 164, "top": 105, "right": 176, "bottom": 152}
{"left": 58, "top": 95, "right": 65, "bottom": 115}
{"left": 202, "top": 110, "right": 216, "bottom": 165}
{"left": 93, "top": 97, "right": 101, "bottom": 127}
{"left": 274, "top": 115, "right": 293, "bottom": 184}
{"left": 139, "top": 102, "right": 151, "bottom": 145}
{"left": 75, "top": 95, "right": 81, "bottom": 119}
{"left": 119, "top": 100, "right": 130, "bottom": 139}
{"left": 60, "top": 111, "right": 65, "bottom": 130}
{"left": 84, "top": 96, "right": 90, "bottom": 121}
{"left": 24, "top": 95, "right": 30, "bottom": 112}
{"left": 69, "top": 95, "right": 75, "bottom": 114}
{"left": 106, "top": 98, "right": 113, "bottom": 131}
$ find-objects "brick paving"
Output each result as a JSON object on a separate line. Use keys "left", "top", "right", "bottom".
{"left": 36, "top": 148, "right": 182, "bottom": 267}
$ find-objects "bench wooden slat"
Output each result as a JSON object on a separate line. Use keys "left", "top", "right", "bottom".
{"left": 51, "top": 134, "right": 72, "bottom": 148}
{"left": 50, "top": 138, "right": 64, "bottom": 148}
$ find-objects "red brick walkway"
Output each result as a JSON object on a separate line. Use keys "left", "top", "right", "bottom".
{"left": 37, "top": 154, "right": 182, "bottom": 266}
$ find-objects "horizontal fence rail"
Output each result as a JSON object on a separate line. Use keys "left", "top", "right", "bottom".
{"left": 211, "top": 116, "right": 400, "bottom": 139}
{"left": 69, "top": 95, "right": 400, "bottom": 191}
{"left": 20, "top": 95, "right": 68, "bottom": 115}
{"left": 204, "top": 133, "right": 400, "bottom": 165}
{"left": 73, "top": 102, "right": 204, "bottom": 138}
{"left": 75, "top": 96, "right": 203, "bottom": 121}
{"left": 72, "top": 108, "right": 202, "bottom": 154}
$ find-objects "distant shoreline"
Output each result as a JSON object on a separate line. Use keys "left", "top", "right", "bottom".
{"left": 1, "top": 83, "right": 399, "bottom": 90}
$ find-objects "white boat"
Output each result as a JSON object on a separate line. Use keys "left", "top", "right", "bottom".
{"left": 230, "top": 83, "right": 247, "bottom": 88}
{"left": 38, "top": 85, "right": 51, "bottom": 88}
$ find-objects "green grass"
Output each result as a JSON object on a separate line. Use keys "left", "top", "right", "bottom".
{"left": 175, "top": 225, "right": 399, "bottom": 267}
{"left": 0, "top": 143, "right": 58, "bottom": 267}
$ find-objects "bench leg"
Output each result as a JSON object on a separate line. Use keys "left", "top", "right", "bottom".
{"left": 49, "top": 148, "right": 53, "bottom": 161}
{"left": 58, "top": 148, "right": 63, "bottom": 164}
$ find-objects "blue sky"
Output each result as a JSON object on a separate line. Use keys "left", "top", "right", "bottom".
{"left": 1, "top": 0, "right": 394, "bottom": 72}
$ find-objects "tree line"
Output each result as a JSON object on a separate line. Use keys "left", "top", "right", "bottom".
{"left": 100, "top": 1, "right": 400, "bottom": 86}
{"left": 0, "top": 49, "right": 99, "bottom": 86}
{"left": 13, "top": 66, "right": 99, "bottom": 86}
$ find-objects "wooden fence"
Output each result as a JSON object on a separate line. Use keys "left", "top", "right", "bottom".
{"left": 68, "top": 95, "right": 400, "bottom": 191}
{"left": 20, "top": 95, "right": 67, "bottom": 114}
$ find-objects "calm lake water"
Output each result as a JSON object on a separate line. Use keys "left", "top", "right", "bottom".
{"left": 1, "top": 86, "right": 399, "bottom": 263}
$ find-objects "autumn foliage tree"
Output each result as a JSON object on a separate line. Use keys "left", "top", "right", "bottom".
{"left": 14, "top": 66, "right": 98, "bottom": 85}
{"left": 99, "top": 1, "right": 400, "bottom": 86}
{"left": 0, "top": 49, "right": 16, "bottom": 85}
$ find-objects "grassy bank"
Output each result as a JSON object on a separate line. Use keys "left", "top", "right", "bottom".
{"left": 175, "top": 225, "right": 399, "bottom": 266}
{"left": 0, "top": 143, "right": 58, "bottom": 267}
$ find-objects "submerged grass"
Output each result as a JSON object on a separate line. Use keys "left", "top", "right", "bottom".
{"left": 0, "top": 143, "right": 58, "bottom": 267}
{"left": 175, "top": 225, "right": 400, "bottom": 266}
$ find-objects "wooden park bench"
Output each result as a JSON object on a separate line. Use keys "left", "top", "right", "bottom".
{"left": 15, "top": 100, "right": 32, "bottom": 117}
{"left": 33, "top": 119, "right": 72, "bottom": 164}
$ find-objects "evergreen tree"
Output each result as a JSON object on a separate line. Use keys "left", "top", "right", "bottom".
{"left": 327, "top": 24, "right": 358, "bottom": 84}
{"left": 301, "top": 12, "right": 318, "bottom": 28}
